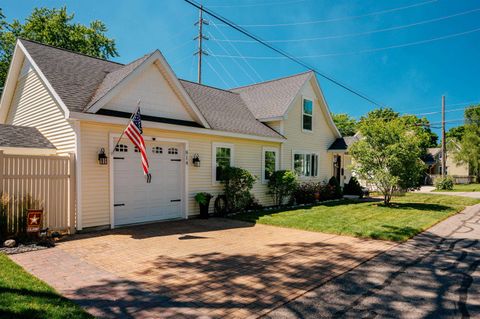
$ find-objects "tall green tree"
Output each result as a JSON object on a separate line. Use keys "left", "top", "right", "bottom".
{"left": 359, "top": 107, "right": 438, "bottom": 149}
{"left": 0, "top": 7, "right": 118, "bottom": 87}
{"left": 451, "top": 105, "right": 480, "bottom": 178}
{"left": 331, "top": 113, "right": 358, "bottom": 136}
{"left": 446, "top": 125, "right": 466, "bottom": 142}
{"left": 350, "top": 117, "right": 425, "bottom": 205}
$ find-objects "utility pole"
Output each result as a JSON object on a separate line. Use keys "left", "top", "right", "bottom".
{"left": 194, "top": 5, "right": 209, "bottom": 84}
{"left": 441, "top": 95, "right": 446, "bottom": 177}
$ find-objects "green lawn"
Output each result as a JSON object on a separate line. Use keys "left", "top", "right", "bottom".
{"left": 0, "top": 253, "right": 91, "bottom": 319}
{"left": 434, "top": 183, "right": 480, "bottom": 192}
{"left": 233, "top": 193, "right": 480, "bottom": 242}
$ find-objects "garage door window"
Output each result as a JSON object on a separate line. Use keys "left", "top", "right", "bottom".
{"left": 115, "top": 144, "right": 128, "bottom": 152}
{"left": 213, "top": 143, "right": 234, "bottom": 182}
{"left": 152, "top": 146, "right": 163, "bottom": 154}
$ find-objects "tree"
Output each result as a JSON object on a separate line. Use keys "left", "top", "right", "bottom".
{"left": 360, "top": 107, "right": 438, "bottom": 149}
{"left": 350, "top": 117, "right": 425, "bottom": 205}
{"left": 451, "top": 106, "right": 480, "bottom": 179}
{"left": 0, "top": 7, "right": 118, "bottom": 87}
{"left": 331, "top": 113, "right": 357, "bottom": 136}
{"left": 446, "top": 125, "right": 466, "bottom": 142}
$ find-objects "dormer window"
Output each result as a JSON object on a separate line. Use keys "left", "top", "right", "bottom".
{"left": 302, "top": 98, "right": 313, "bottom": 131}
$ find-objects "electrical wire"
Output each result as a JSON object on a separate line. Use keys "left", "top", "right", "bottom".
{"left": 210, "top": 21, "right": 264, "bottom": 82}
{"left": 208, "top": 0, "right": 307, "bottom": 9}
{"left": 216, "top": 0, "right": 437, "bottom": 27}
{"left": 205, "top": 59, "right": 231, "bottom": 87}
{"left": 206, "top": 47, "right": 241, "bottom": 87}
{"left": 209, "top": 25, "right": 480, "bottom": 59}
{"left": 210, "top": 7, "right": 480, "bottom": 43}
{"left": 184, "top": 0, "right": 385, "bottom": 107}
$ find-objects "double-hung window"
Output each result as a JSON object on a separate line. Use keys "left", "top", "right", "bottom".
{"left": 212, "top": 143, "right": 234, "bottom": 182}
{"left": 293, "top": 151, "right": 318, "bottom": 177}
{"left": 302, "top": 98, "right": 313, "bottom": 131}
{"left": 262, "top": 147, "right": 279, "bottom": 183}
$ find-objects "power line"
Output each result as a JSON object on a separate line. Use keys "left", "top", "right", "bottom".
{"left": 216, "top": 0, "right": 437, "bottom": 27}
{"left": 205, "top": 59, "right": 231, "bottom": 87}
{"left": 210, "top": 21, "right": 263, "bottom": 82}
{"left": 209, "top": 25, "right": 480, "bottom": 59}
{"left": 206, "top": 46, "right": 241, "bottom": 87}
{"left": 210, "top": 7, "right": 480, "bottom": 43}
{"left": 184, "top": 0, "right": 385, "bottom": 107}
{"left": 208, "top": 0, "right": 306, "bottom": 9}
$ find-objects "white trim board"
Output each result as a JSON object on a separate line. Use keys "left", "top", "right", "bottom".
{"left": 69, "top": 111, "right": 286, "bottom": 143}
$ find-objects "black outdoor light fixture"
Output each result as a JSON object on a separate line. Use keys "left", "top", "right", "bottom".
{"left": 98, "top": 148, "right": 108, "bottom": 165}
{"left": 192, "top": 153, "right": 201, "bottom": 167}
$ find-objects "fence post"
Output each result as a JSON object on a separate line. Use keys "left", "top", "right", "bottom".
{"left": 0, "top": 151, "right": 3, "bottom": 195}
{"left": 68, "top": 153, "right": 76, "bottom": 234}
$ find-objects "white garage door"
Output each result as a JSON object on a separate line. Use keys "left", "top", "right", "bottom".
{"left": 113, "top": 140, "right": 184, "bottom": 226}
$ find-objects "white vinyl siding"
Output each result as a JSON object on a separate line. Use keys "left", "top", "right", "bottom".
{"left": 280, "top": 79, "right": 337, "bottom": 182}
{"left": 79, "top": 121, "right": 279, "bottom": 228}
{"left": 6, "top": 60, "right": 75, "bottom": 155}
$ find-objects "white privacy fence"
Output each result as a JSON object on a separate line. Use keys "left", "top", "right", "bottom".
{"left": 0, "top": 151, "right": 75, "bottom": 234}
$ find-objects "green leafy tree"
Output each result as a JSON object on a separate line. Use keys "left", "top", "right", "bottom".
{"left": 360, "top": 107, "right": 437, "bottom": 149}
{"left": 350, "top": 117, "right": 425, "bottom": 205}
{"left": 451, "top": 106, "right": 480, "bottom": 179}
{"left": 0, "top": 7, "right": 118, "bottom": 87}
{"left": 331, "top": 113, "right": 358, "bottom": 136}
{"left": 446, "top": 125, "right": 466, "bottom": 142}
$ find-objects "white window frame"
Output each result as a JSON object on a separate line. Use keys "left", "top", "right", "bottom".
{"left": 262, "top": 147, "right": 279, "bottom": 184}
{"left": 302, "top": 97, "right": 314, "bottom": 132}
{"left": 212, "top": 142, "right": 235, "bottom": 184}
{"left": 292, "top": 150, "right": 319, "bottom": 178}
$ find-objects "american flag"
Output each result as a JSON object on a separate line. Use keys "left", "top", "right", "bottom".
{"left": 124, "top": 108, "right": 151, "bottom": 182}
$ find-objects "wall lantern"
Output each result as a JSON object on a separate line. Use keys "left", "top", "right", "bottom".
{"left": 192, "top": 153, "right": 201, "bottom": 167}
{"left": 98, "top": 148, "right": 108, "bottom": 165}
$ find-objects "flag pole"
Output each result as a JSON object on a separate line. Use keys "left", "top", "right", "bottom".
{"left": 111, "top": 100, "right": 141, "bottom": 155}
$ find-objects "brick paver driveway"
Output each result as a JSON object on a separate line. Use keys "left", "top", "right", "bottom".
{"left": 11, "top": 218, "right": 394, "bottom": 318}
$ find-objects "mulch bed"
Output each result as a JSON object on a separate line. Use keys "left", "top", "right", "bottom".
{"left": 0, "top": 244, "right": 49, "bottom": 255}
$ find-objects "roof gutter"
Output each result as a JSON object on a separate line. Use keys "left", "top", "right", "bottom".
{"left": 69, "top": 111, "right": 286, "bottom": 143}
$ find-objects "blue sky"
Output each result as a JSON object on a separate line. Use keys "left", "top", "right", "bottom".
{"left": 3, "top": 0, "right": 480, "bottom": 134}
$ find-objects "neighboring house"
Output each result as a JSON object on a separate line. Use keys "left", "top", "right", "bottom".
{"left": 0, "top": 39, "right": 344, "bottom": 230}
{"left": 423, "top": 147, "right": 471, "bottom": 183}
{"left": 0, "top": 123, "right": 56, "bottom": 155}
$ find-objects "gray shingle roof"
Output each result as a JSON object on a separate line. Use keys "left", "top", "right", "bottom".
{"left": 328, "top": 136, "right": 359, "bottom": 150}
{"left": 85, "top": 53, "right": 153, "bottom": 110}
{"left": 231, "top": 71, "right": 312, "bottom": 120}
{"left": 179, "top": 80, "right": 282, "bottom": 138}
{"left": 18, "top": 39, "right": 284, "bottom": 139}
{"left": 20, "top": 39, "right": 123, "bottom": 112}
{"left": 0, "top": 124, "right": 55, "bottom": 149}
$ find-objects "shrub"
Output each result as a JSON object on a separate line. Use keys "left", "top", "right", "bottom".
{"left": 221, "top": 166, "right": 256, "bottom": 213}
{"left": 194, "top": 192, "right": 212, "bottom": 205}
{"left": 343, "top": 177, "right": 364, "bottom": 197}
{"left": 245, "top": 193, "right": 263, "bottom": 211}
{"left": 328, "top": 176, "right": 343, "bottom": 199}
{"left": 435, "top": 176, "right": 454, "bottom": 190}
{"left": 294, "top": 182, "right": 318, "bottom": 204}
{"left": 267, "top": 170, "right": 298, "bottom": 206}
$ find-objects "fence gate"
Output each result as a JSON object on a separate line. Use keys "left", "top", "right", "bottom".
{"left": 0, "top": 151, "right": 75, "bottom": 235}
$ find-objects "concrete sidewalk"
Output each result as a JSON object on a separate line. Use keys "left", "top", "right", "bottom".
{"left": 416, "top": 186, "right": 480, "bottom": 199}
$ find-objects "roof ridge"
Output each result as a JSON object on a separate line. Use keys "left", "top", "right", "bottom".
{"left": 179, "top": 78, "right": 239, "bottom": 95}
{"left": 230, "top": 70, "right": 313, "bottom": 91}
{"left": 19, "top": 38, "right": 124, "bottom": 66}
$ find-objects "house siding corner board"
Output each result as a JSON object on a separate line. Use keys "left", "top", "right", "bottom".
{"left": 6, "top": 60, "right": 75, "bottom": 155}
{"left": 80, "top": 121, "right": 278, "bottom": 228}
{"left": 281, "top": 80, "right": 337, "bottom": 182}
